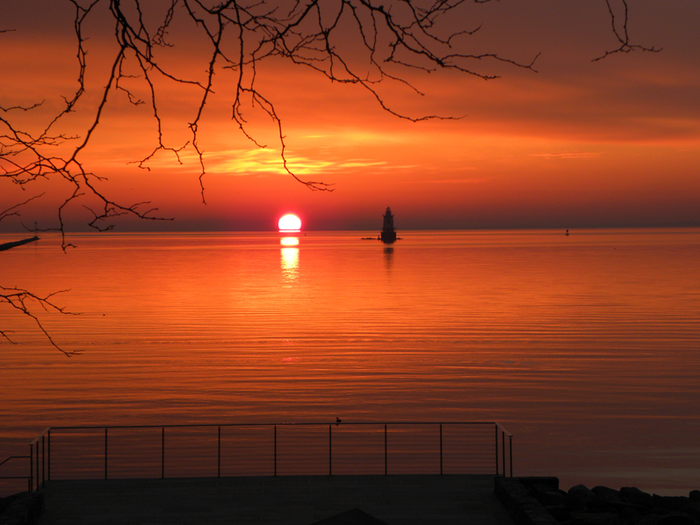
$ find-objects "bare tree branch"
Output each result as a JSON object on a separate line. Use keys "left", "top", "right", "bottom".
{"left": 0, "top": 1, "right": 659, "bottom": 353}
{"left": 0, "top": 194, "right": 44, "bottom": 224}
{"left": 0, "top": 286, "right": 80, "bottom": 357}
{"left": 2, "top": 0, "right": 655, "bottom": 238}
{"left": 593, "top": 0, "right": 661, "bottom": 61}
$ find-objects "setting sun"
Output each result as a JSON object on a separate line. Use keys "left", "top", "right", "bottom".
{"left": 278, "top": 214, "right": 302, "bottom": 232}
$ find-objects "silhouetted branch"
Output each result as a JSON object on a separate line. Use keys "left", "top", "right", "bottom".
{"left": 0, "top": 286, "right": 80, "bottom": 357}
{"left": 0, "top": 194, "right": 44, "bottom": 224}
{"left": 0, "top": 0, "right": 659, "bottom": 353}
{"left": 593, "top": 0, "right": 661, "bottom": 61}
{"left": 2, "top": 0, "right": 655, "bottom": 238}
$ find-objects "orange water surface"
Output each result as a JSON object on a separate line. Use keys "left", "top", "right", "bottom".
{"left": 1, "top": 229, "right": 699, "bottom": 495}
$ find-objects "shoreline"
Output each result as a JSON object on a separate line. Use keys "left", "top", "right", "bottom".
{"left": 496, "top": 477, "right": 700, "bottom": 525}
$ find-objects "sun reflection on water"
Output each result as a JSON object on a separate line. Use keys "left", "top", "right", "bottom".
{"left": 280, "top": 237, "right": 299, "bottom": 280}
{"left": 280, "top": 237, "right": 299, "bottom": 247}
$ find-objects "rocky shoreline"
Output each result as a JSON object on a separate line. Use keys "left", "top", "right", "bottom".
{"left": 0, "top": 492, "right": 43, "bottom": 525}
{"left": 496, "top": 477, "right": 700, "bottom": 525}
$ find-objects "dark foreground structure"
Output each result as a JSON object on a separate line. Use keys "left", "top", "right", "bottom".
{"left": 6, "top": 476, "right": 700, "bottom": 525}
{"left": 1, "top": 421, "right": 515, "bottom": 523}
{"left": 32, "top": 474, "right": 514, "bottom": 525}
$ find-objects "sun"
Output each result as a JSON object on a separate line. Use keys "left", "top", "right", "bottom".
{"left": 278, "top": 214, "right": 302, "bottom": 232}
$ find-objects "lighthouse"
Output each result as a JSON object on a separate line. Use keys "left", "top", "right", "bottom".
{"left": 380, "top": 207, "right": 397, "bottom": 244}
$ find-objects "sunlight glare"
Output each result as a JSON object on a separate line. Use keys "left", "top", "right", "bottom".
{"left": 280, "top": 237, "right": 299, "bottom": 246}
{"left": 280, "top": 246, "right": 299, "bottom": 280}
{"left": 278, "top": 214, "right": 302, "bottom": 232}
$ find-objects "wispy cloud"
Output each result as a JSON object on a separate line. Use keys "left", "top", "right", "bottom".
{"left": 204, "top": 149, "right": 387, "bottom": 176}
{"left": 423, "top": 178, "right": 492, "bottom": 184}
{"left": 528, "top": 152, "right": 602, "bottom": 159}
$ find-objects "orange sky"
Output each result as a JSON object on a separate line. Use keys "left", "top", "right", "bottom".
{"left": 2, "top": 1, "right": 700, "bottom": 231}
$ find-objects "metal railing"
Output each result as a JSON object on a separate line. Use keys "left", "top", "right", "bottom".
{"left": 17, "top": 421, "right": 512, "bottom": 491}
{"left": 0, "top": 454, "right": 32, "bottom": 494}
{"left": 0, "top": 431, "right": 48, "bottom": 494}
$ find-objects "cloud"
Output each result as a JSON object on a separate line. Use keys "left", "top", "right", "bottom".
{"left": 203, "top": 149, "right": 387, "bottom": 176}
{"left": 421, "top": 177, "right": 492, "bottom": 185}
{"left": 529, "top": 152, "right": 603, "bottom": 159}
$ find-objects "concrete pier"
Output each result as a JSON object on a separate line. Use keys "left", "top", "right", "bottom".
{"left": 34, "top": 474, "right": 516, "bottom": 525}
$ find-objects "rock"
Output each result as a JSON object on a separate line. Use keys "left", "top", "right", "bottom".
{"left": 634, "top": 515, "right": 665, "bottom": 525}
{"left": 592, "top": 486, "right": 623, "bottom": 504}
{"left": 683, "top": 502, "right": 700, "bottom": 521}
{"left": 311, "top": 508, "right": 389, "bottom": 525}
{"left": 495, "top": 477, "right": 530, "bottom": 499}
{"left": 519, "top": 477, "right": 561, "bottom": 493}
{"left": 0, "top": 492, "right": 44, "bottom": 525}
{"left": 545, "top": 505, "right": 571, "bottom": 522}
{"left": 569, "top": 484, "right": 596, "bottom": 509}
{"left": 537, "top": 490, "right": 569, "bottom": 507}
{"left": 567, "top": 511, "right": 620, "bottom": 525}
{"left": 494, "top": 477, "right": 560, "bottom": 525}
{"left": 619, "top": 486, "right": 653, "bottom": 507}
{"left": 652, "top": 495, "right": 688, "bottom": 512}
{"left": 497, "top": 479, "right": 700, "bottom": 525}
{"left": 569, "top": 484, "right": 595, "bottom": 496}
{"left": 657, "top": 515, "right": 696, "bottom": 525}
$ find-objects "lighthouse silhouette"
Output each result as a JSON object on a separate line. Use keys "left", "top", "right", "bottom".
{"left": 380, "top": 207, "right": 397, "bottom": 244}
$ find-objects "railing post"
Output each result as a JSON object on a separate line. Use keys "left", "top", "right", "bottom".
{"left": 384, "top": 424, "right": 388, "bottom": 475}
{"left": 328, "top": 425, "right": 332, "bottom": 476}
{"left": 36, "top": 442, "right": 40, "bottom": 490}
{"left": 501, "top": 430, "right": 506, "bottom": 477}
{"left": 218, "top": 426, "right": 221, "bottom": 478}
{"left": 494, "top": 425, "right": 499, "bottom": 475}
{"left": 439, "top": 424, "right": 443, "bottom": 475}
{"left": 105, "top": 428, "right": 108, "bottom": 480}
{"left": 41, "top": 435, "right": 45, "bottom": 488}
{"left": 47, "top": 430, "right": 51, "bottom": 481}
{"left": 161, "top": 427, "right": 165, "bottom": 479}
{"left": 29, "top": 443, "right": 34, "bottom": 492}
{"left": 274, "top": 426, "right": 277, "bottom": 477}
{"left": 509, "top": 435, "right": 513, "bottom": 477}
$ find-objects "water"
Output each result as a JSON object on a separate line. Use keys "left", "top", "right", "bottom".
{"left": 1, "top": 229, "right": 699, "bottom": 495}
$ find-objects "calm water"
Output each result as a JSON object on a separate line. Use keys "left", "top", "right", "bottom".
{"left": 1, "top": 229, "right": 699, "bottom": 494}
